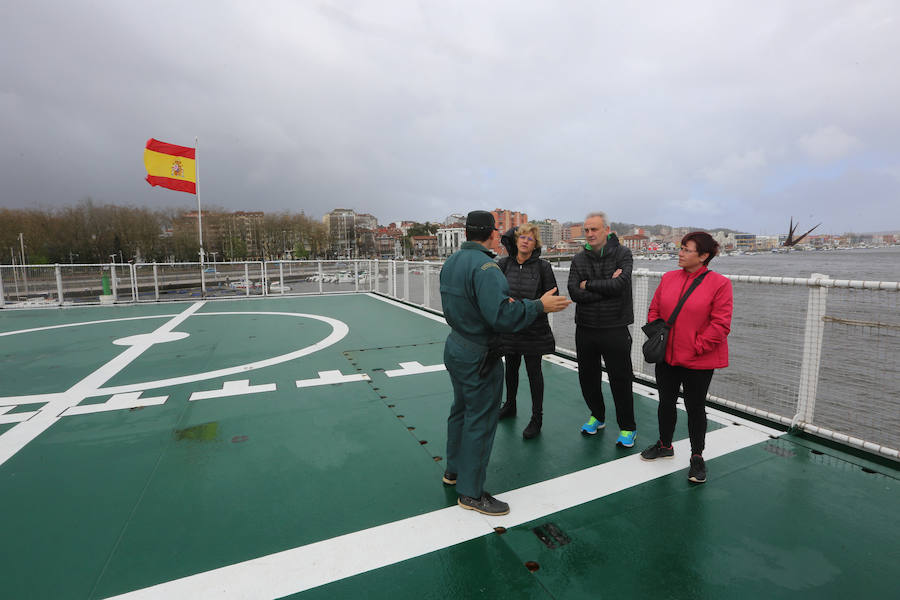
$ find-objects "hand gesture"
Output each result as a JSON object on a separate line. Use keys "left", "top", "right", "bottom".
{"left": 540, "top": 287, "right": 571, "bottom": 313}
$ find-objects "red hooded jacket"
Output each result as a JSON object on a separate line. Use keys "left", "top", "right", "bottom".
{"left": 647, "top": 266, "right": 733, "bottom": 369}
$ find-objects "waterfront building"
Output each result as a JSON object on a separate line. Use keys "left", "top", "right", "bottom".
{"left": 489, "top": 208, "right": 528, "bottom": 255}
{"left": 324, "top": 208, "right": 356, "bottom": 258}
{"left": 734, "top": 233, "right": 756, "bottom": 251}
{"left": 437, "top": 226, "right": 465, "bottom": 258}
{"left": 621, "top": 234, "right": 650, "bottom": 251}
{"left": 755, "top": 235, "right": 779, "bottom": 250}
{"left": 356, "top": 213, "right": 378, "bottom": 231}
{"left": 410, "top": 235, "right": 437, "bottom": 259}
{"left": 714, "top": 231, "right": 736, "bottom": 250}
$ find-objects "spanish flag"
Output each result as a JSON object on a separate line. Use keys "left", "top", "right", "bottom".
{"left": 143, "top": 138, "right": 196, "bottom": 194}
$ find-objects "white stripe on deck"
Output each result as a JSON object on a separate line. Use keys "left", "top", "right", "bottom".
{"left": 0, "top": 302, "right": 205, "bottom": 468}
{"left": 106, "top": 424, "right": 773, "bottom": 600}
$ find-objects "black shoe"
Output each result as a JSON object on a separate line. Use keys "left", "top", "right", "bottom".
{"left": 498, "top": 401, "right": 516, "bottom": 420}
{"left": 640, "top": 441, "right": 675, "bottom": 461}
{"left": 457, "top": 492, "right": 510, "bottom": 516}
{"left": 522, "top": 417, "right": 542, "bottom": 439}
{"left": 688, "top": 454, "right": 707, "bottom": 483}
{"left": 442, "top": 471, "right": 457, "bottom": 485}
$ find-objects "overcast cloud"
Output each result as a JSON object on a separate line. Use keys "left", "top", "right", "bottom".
{"left": 2, "top": 0, "right": 899, "bottom": 233}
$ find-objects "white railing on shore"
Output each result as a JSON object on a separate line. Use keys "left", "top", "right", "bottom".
{"left": 1, "top": 259, "right": 898, "bottom": 461}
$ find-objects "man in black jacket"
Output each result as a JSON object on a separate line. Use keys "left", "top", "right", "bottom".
{"left": 567, "top": 212, "right": 637, "bottom": 447}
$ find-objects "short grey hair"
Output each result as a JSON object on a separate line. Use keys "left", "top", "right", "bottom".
{"left": 585, "top": 211, "right": 608, "bottom": 228}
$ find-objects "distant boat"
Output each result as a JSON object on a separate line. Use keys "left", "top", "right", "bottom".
{"left": 228, "top": 278, "right": 259, "bottom": 290}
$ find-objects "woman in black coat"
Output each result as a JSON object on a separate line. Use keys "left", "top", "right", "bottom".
{"left": 497, "top": 224, "right": 558, "bottom": 439}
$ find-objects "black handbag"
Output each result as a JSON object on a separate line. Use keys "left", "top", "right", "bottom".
{"left": 641, "top": 271, "right": 709, "bottom": 363}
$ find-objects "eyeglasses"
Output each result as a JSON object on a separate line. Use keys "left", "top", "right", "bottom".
{"left": 519, "top": 236, "right": 535, "bottom": 242}
{"left": 679, "top": 246, "right": 698, "bottom": 253}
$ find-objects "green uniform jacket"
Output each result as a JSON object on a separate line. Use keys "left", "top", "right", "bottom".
{"left": 439, "top": 241, "right": 543, "bottom": 346}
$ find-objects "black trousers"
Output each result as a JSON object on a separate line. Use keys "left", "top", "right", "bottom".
{"left": 504, "top": 353, "right": 544, "bottom": 416}
{"left": 655, "top": 361, "right": 714, "bottom": 455}
{"left": 575, "top": 325, "right": 636, "bottom": 431}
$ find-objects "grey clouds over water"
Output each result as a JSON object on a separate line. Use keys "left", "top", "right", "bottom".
{"left": 1, "top": 1, "right": 899, "bottom": 233}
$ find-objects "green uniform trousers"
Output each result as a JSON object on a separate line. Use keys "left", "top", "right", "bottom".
{"left": 444, "top": 332, "right": 504, "bottom": 499}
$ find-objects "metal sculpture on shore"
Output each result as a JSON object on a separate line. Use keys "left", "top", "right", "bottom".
{"left": 783, "top": 217, "right": 821, "bottom": 247}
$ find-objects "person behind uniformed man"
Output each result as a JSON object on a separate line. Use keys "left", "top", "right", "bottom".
{"left": 568, "top": 211, "right": 637, "bottom": 448}
{"left": 439, "top": 210, "right": 571, "bottom": 516}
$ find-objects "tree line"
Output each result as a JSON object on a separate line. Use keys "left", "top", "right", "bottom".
{"left": 0, "top": 200, "right": 328, "bottom": 264}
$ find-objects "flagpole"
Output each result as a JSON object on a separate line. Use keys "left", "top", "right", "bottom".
{"left": 196, "top": 136, "right": 206, "bottom": 294}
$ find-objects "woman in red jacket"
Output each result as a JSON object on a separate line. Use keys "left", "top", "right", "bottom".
{"left": 640, "top": 232, "right": 733, "bottom": 484}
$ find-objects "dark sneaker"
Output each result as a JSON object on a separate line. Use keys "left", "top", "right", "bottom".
{"left": 498, "top": 401, "right": 516, "bottom": 420}
{"left": 441, "top": 471, "right": 457, "bottom": 485}
{"left": 640, "top": 441, "right": 675, "bottom": 461}
{"left": 522, "top": 417, "right": 542, "bottom": 439}
{"left": 688, "top": 454, "right": 707, "bottom": 483}
{"left": 458, "top": 492, "right": 510, "bottom": 516}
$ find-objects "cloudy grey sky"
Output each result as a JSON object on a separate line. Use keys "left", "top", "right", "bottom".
{"left": 2, "top": 1, "right": 898, "bottom": 233}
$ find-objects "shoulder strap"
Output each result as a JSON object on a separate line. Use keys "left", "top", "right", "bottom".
{"left": 665, "top": 270, "right": 710, "bottom": 327}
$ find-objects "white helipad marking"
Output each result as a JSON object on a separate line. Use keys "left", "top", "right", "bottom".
{"left": 0, "top": 308, "right": 352, "bottom": 466}
{"left": 384, "top": 361, "right": 446, "bottom": 377}
{"left": 0, "top": 315, "right": 176, "bottom": 338}
{"left": 61, "top": 391, "right": 169, "bottom": 416}
{"left": 189, "top": 380, "right": 277, "bottom": 402}
{"left": 0, "top": 405, "right": 38, "bottom": 424}
{"left": 107, "top": 424, "right": 774, "bottom": 600}
{"left": 296, "top": 370, "right": 371, "bottom": 388}
{"left": 113, "top": 331, "right": 190, "bottom": 346}
{"left": 0, "top": 312, "right": 350, "bottom": 405}
{"left": 94, "top": 312, "right": 349, "bottom": 397}
{"left": 0, "top": 302, "right": 206, "bottom": 468}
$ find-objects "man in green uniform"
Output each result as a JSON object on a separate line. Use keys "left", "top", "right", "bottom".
{"left": 439, "top": 211, "right": 571, "bottom": 515}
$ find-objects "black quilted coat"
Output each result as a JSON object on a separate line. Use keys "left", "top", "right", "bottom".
{"left": 566, "top": 233, "right": 634, "bottom": 329}
{"left": 497, "top": 228, "right": 557, "bottom": 355}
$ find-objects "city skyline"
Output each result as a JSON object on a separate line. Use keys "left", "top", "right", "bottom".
{"left": 2, "top": 2, "right": 900, "bottom": 234}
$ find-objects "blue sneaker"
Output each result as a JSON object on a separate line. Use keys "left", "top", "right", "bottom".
{"left": 616, "top": 430, "right": 637, "bottom": 448}
{"left": 580, "top": 416, "right": 605, "bottom": 436}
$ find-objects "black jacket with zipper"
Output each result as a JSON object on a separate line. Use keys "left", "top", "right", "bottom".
{"left": 566, "top": 233, "right": 634, "bottom": 329}
{"left": 497, "top": 229, "right": 557, "bottom": 355}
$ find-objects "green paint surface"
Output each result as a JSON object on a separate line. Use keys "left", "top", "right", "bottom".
{"left": 0, "top": 295, "right": 896, "bottom": 600}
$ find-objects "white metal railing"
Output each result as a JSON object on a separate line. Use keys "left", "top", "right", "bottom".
{"left": 1, "top": 259, "right": 897, "bottom": 460}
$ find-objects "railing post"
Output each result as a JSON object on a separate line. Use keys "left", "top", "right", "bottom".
{"left": 55, "top": 264, "right": 64, "bottom": 305}
{"left": 354, "top": 260, "right": 359, "bottom": 293}
{"left": 244, "top": 263, "right": 250, "bottom": 297}
{"left": 390, "top": 260, "right": 396, "bottom": 297}
{"left": 423, "top": 263, "right": 430, "bottom": 308}
{"left": 795, "top": 273, "right": 830, "bottom": 426}
{"left": 0, "top": 268, "right": 5, "bottom": 307}
{"left": 200, "top": 263, "right": 206, "bottom": 297}
{"left": 153, "top": 264, "right": 160, "bottom": 301}
{"left": 110, "top": 263, "right": 118, "bottom": 302}
{"left": 279, "top": 262, "right": 285, "bottom": 295}
{"left": 403, "top": 261, "right": 410, "bottom": 300}
{"left": 131, "top": 263, "right": 138, "bottom": 301}
{"left": 372, "top": 259, "right": 379, "bottom": 293}
{"left": 318, "top": 260, "right": 323, "bottom": 294}
{"left": 631, "top": 268, "right": 651, "bottom": 376}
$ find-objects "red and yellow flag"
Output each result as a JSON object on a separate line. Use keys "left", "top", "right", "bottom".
{"left": 143, "top": 138, "right": 196, "bottom": 194}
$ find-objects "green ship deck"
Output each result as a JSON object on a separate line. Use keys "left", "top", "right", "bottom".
{"left": 1, "top": 293, "right": 897, "bottom": 599}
